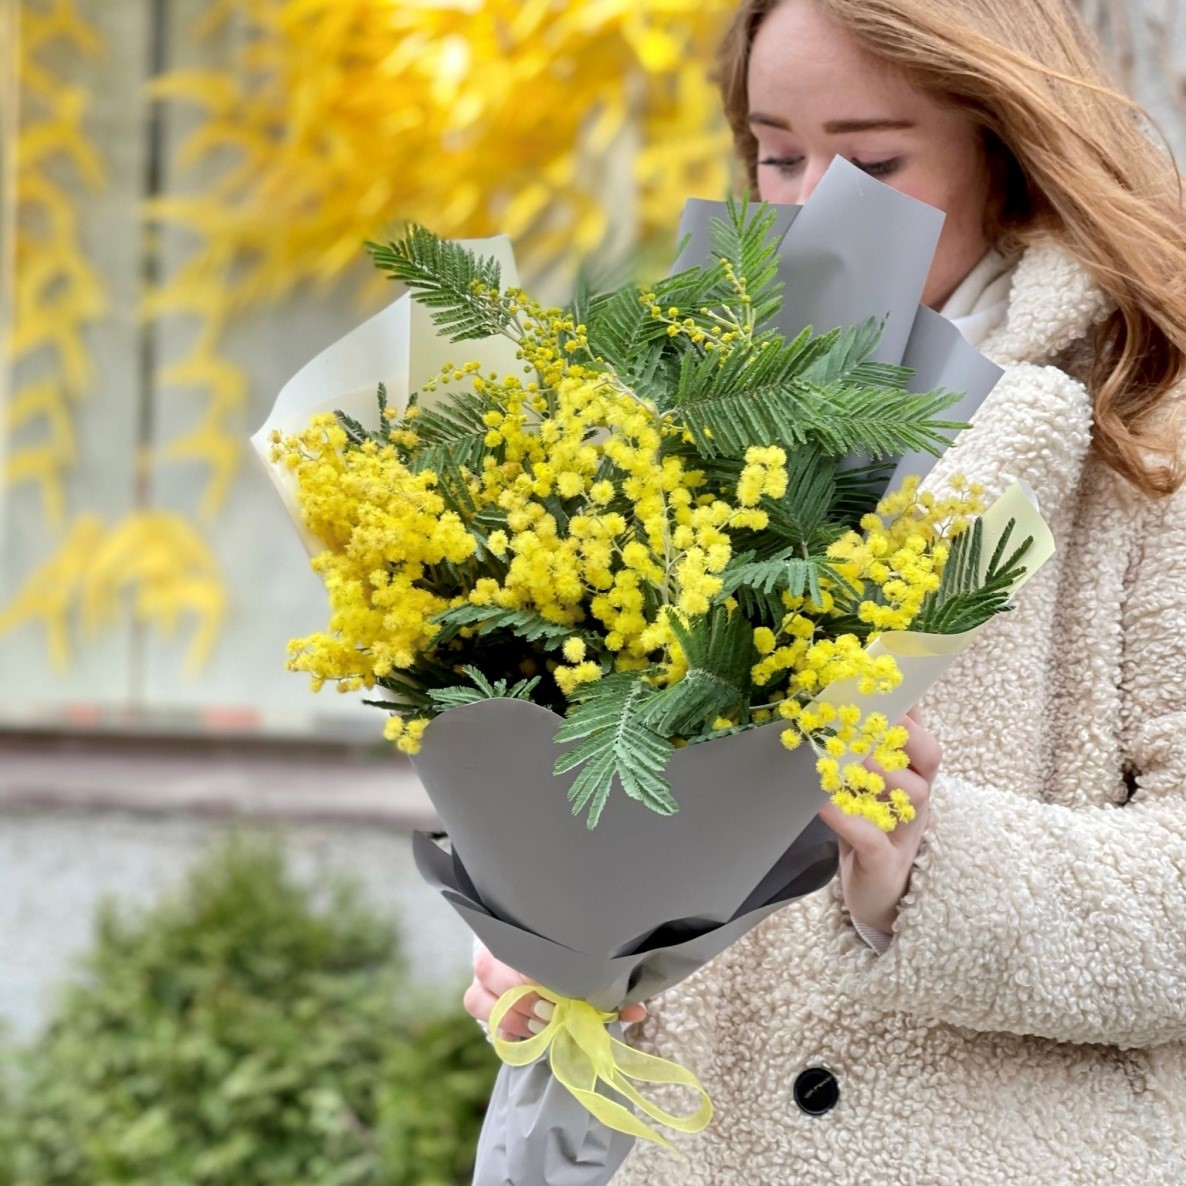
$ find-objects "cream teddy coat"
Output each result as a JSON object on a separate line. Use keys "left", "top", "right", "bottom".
{"left": 614, "top": 240, "right": 1186, "bottom": 1186}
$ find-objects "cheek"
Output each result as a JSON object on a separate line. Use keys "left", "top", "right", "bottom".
{"left": 903, "top": 144, "right": 993, "bottom": 235}
{"left": 888, "top": 169, "right": 972, "bottom": 223}
{"left": 913, "top": 160, "right": 994, "bottom": 304}
{"left": 884, "top": 157, "right": 992, "bottom": 281}
{"left": 754, "top": 166, "right": 791, "bottom": 205}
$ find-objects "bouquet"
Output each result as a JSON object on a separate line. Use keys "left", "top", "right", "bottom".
{"left": 253, "top": 157, "right": 1052, "bottom": 1185}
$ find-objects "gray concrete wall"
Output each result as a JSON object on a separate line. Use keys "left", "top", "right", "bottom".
{"left": 0, "top": 733, "right": 473, "bottom": 1043}
{"left": 1081, "top": 0, "right": 1186, "bottom": 162}
{"left": 0, "top": 810, "right": 474, "bottom": 1043}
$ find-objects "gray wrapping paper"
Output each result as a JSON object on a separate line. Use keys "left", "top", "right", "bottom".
{"left": 416, "top": 815, "right": 838, "bottom": 1186}
{"left": 408, "top": 156, "right": 1011, "bottom": 1185}
{"left": 476, "top": 1061, "right": 635, "bottom": 1186}
{"left": 412, "top": 802, "right": 839, "bottom": 1186}
{"left": 414, "top": 701, "right": 834, "bottom": 962}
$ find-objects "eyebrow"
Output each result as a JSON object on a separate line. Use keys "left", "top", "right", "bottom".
{"left": 747, "top": 113, "right": 916, "bottom": 134}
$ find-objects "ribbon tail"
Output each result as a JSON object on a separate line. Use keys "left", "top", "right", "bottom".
{"left": 550, "top": 1028, "right": 679, "bottom": 1150}
{"left": 603, "top": 1035, "right": 714, "bottom": 1134}
{"left": 487, "top": 988, "right": 714, "bottom": 1150}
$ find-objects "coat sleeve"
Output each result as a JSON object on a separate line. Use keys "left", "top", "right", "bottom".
{"left": 834, "top": 478, "right": 1186, "bottom": 1050}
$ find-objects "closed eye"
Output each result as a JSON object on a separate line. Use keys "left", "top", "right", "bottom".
{"left": 758, "top": 156, "right": 903, "bottom": 179}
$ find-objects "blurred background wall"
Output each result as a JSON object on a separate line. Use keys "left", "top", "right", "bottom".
{"left": 0, "top": 0, "right": 738, "bottom": 1050}
{"left": 0, "top": 0, "right": 1183, "bottom": 1049}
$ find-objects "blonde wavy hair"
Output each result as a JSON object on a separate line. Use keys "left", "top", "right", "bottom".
{"left": 717, "top": 0, "right": 1186, "bottom": 498}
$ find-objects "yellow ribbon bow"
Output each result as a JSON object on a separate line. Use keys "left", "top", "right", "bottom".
{"left": 488, "top": 984, "right": 713, "bottom": 1150}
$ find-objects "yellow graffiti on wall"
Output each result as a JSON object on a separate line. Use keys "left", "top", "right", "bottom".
{"left": 140, "top": 0, "right": 736, "bottom": 519}
{"left": 1, "top": 0, "right": 227, "bottom": 674}
{"left": 6, "top": 0, "right": 106, "bottom": 528}
{"left": 0, "top": 511, "right": 227, "bottom": 675}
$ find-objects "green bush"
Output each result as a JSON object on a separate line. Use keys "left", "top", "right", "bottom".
{"left": 0, "top": 836, "right": 495, "bottom": 1186}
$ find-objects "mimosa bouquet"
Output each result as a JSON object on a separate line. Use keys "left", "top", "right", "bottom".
{"left": 267, "top": 205, "right": 1028, "bottom": 831}
{"left": 254, "top": 158, "right": 1052, "bottom": 1185}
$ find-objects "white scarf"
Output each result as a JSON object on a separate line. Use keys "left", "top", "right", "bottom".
{"left": 939, "top": 246, "right": 1017, "bottom": 346}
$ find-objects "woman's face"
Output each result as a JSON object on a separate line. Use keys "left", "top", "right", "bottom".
{"left": 747, "top": 0, "right": 995, "bottom": 308}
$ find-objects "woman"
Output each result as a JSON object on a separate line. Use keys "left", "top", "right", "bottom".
{"left": 467, "top": 0, "right": 1186, "bottom": 1180}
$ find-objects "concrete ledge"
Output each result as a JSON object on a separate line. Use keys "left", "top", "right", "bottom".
{"left": 0, "top": 730, "right": 439, "bottom": 829}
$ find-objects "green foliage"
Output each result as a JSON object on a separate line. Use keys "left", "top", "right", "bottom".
{"left": 407, "top": 391, "right": 503, "bottom": 477}
{"left": 702, "top": 199, "right": 783, "bottom": 328}
{"left": 0, "top": 838, "right": 495, "bottom": 1186}
{"left": 554, "top": 673, "right": 676, "bottom": 828}
{"left": 365, "top": 228, "right": 511, "bottom": 342}
{"left": 671, "top": 331, "right": 963, "bottom": 461}
{"left": 579, "top": 283, "right": 677, "bottom": 407}
{"left": 376, "top": 1017, "right": 496, "bottom": 1186}
{"left": 756, "top": 449, "right": 841, "bottom": 547}
{"left": 429, "top": 605, "right": 577, "bottom": 648}
{"left": 639, "top": 606, "right": 755, "bottom": 737}
{"left": 910, "top": 517, "right": 1032, "bottom": 634}
{"left": 427, "top": 665, "right": 542, "bottom": 710}
{"left": 719, "top": 550, "right": 857, "bottom": 612}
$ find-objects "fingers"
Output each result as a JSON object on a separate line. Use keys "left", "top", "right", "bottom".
{"left": 474, "top": 945, "right": 534, "bottom": 997}
{"left": 818, "top": 800, "right": 889, "bottom": 858}
{"left": 463, "top": 980, "right": 540, "bottom": 1039}
{"left": 465, "top": 947, "right": 649, "bottom": 1038}
{"left": 872, "top": 759, "right": 931, "bottom": 816}
{"left": 468, "top": 946, "right": 542, "bottom": 1038}
{"left": 819, "top": 760, "right": 930, "bottom": 855}
{"left": 901, "top": 713, "right": 942, "bottom": 783}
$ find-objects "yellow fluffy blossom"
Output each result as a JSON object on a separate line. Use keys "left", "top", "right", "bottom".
{"left": 737, "top": 446, "right": 788, "bottom": 506}
{"left": 278, "top": 413, "right": 476, "bottom": 687}
{"left": 555, "top": 661, "right": 605, "bottom": 695}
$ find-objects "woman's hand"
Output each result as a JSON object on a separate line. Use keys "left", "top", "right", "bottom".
{"left": 817, "top": 708, "right": 941, "bottom": 936}
{"left": 464, "top": 947, "right": 647, "bottom": 1039}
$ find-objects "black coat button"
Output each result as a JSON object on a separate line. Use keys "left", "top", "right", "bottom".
{"left": 793, "top": 1066, "right": 839, "bottom": 1115}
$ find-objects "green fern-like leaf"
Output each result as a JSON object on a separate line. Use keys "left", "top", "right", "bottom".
{"left": 705, "top": 198, "right": 783, "bottom": 327}
{"left": 755, "top": 450, "right": 839, "bottom": 548}
{"left": 731, "top": 584, "right": 788, "bottom": 625}
{"left": 553, "top": 673, "right": 676, "bottom": 828}
{"left": 365, "top": 227, "right": 513, "bottom": 342}
{"left": 579, "top": 285, "right": 675, "bottom": 404}
{"left": 407, "top": 387, "right": 506, "bottom": 475}
{"left": 717, "top": 550, "right": 859, "bottom": 608}
{"left": 333, "top": 409, "right": 387, "bottom": 450}
{"left": 829, "top": 460, "right": 898, "bottom": 525}
{"left": 430, "top": 605, "right": 581, "bottom": 648}
{"left": 428, "top": 667, "right": 542, "bottom": 711}
{"left": 638, "top": 607, "right": 755, "bottom": 736}
{"left": 910, "top": 518, "right": 1033, "bottom": 634}
{"left": 798, "top": 318, "right": 887, "bottom": 388}
{"left": 662, "top": 311, "right": 965, "bottom": 461}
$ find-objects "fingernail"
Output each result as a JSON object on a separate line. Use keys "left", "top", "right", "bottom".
{"left": 532, "top": 1000, "right": 555, "bottom": 1022}
{"left": 527, "top": 1018, "right": 546, "bottom": 1035}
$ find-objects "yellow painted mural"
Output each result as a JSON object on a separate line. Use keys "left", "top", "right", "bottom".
{"left": 3, "top": 0, "right": 228, "bottom": 675}
{"left": 7, "top": 0, "right": 106, "bottom": 530}
{"left": 3, "top": 0, "right": 736, "bottom": 678}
